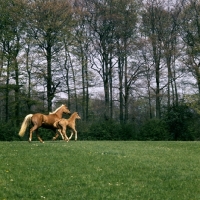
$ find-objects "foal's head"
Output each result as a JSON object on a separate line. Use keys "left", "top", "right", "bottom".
{"left": 73, "top": 112, "right": 81, "bottom": 120}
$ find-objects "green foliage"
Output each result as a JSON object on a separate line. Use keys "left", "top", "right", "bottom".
{"left": 121, "top": 122, "right": 139, "bottom": 140}
{"left": 184, "top": 94, "right": 200, "bottom": 115}
{"left": 81, "top": 120, "right": 138, "bottom": 140}
{"left": 1, "top": 141, "right": 200, "bottom": 199}
{"left": 36, "top": 128, "right": 56, "bottom": 141}
{"left": 0, "top": 122, "right": 19, "bottom": 141}
{"left": 139, "top": 118, "right": 169, "bottom": 141}
{"left": 2, "top": 102, "right": 200, "bottom": 142}
{"left": 85, "top": 120, "right": 122, "bottom": 140}
{"left": 163, "top": 104, "right": 197, "bottom": 140}
{"left": 187, "top": 120, "right": 200, "bottom": 141}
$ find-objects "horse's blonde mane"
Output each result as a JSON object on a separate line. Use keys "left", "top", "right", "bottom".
{"left": 49, "top": 104, "right": 64, "bottom": 114}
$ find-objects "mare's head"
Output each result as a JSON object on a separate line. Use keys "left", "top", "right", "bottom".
{"left": 51, "top": 104, "right": 70, "bottom": 115}
{"left": 61, "top": 104, "right": 71, "bottom": 114}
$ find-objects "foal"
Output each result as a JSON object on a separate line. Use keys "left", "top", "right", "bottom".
{"left": 52, "top": 112, "right": 81, "bottom": 141}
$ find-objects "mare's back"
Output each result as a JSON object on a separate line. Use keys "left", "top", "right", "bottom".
{"left": 31, "top": 113, "right": 43, "bottom": 125}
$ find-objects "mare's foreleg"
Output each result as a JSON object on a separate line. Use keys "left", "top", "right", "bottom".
{"left": 52, "top": 131, "right": 60, "bottom": 141}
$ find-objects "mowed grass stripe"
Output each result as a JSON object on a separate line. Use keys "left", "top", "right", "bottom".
{"left": 0, "top": 141, "right": 200, "bottom": 199}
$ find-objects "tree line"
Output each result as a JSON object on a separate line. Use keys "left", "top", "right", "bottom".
{"left": 1, "top": 0, "right": 200, "bottom": 141}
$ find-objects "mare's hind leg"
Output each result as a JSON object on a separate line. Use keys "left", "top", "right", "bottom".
{"left": 36, "top": 131, "right": 44, "bottom": 143}
{"left": 30, "top": 125, "right": 44, "bottom": 143}
{"left": 29, "top": 125, "right": 37, "bottom": 142}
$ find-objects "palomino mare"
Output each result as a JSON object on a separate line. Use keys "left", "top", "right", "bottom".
{"left": 52, "top": 112, "right": 81, "bottom": 141}
{"left": 18, "top": 104, "right": 70, "bottom": 143}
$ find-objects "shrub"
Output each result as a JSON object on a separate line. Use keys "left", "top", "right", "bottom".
{"left": 0, "top": 122, "right": 20, "bottom": 141}
{"left": 121, "top": 123, "right": 139, "bottom": 140}
{"left": 84, "top": 120, "right": 122, "bottom": 140}
{"left": 163, "top": 104, "right": 197, "bottom": 140}
{"left": 139, "top": 118, "right": 169, "bottom": 141}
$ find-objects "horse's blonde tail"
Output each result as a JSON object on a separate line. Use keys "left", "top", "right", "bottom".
{"left": 18, "top": 114, "right": 33, "bottom": 137}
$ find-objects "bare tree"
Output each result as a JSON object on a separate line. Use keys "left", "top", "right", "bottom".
{"left": 84, "top": 0, "right": 117, "bottom": 120}
{"left": 161, "top": 3, "right": 181, "bottom": 107}
{"left": 113, "top": 0, "right": 141, "bottom": 123}
{"left": 72, "top": 1, "right": 90, "bottom": 120}
{"left": 0, "top": 0, "right": 25, "bottom": 123}
{"left": 142, "top": 0, "right": 167, "bottom": 119}
{"left": 27, "top": 0, "right": 73, "bottom": 111}
{"left": 180, "top": 0, "right": 200, "bottom": 95}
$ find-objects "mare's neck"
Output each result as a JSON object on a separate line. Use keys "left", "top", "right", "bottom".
{"left": 54, "top": 109, "right": 63, "bottom": 118}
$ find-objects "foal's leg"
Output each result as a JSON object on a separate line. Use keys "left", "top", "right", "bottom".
{"left": 53, "top": 129, "right": 68, "bottom": 141}
{"left": 74, "top": 130, "right": 78, "bottom": 141}
{"left": 61, "top": 126, "right": 69, "bottom": 142}
{"left": 59, "top": 129, "right": 65, "bottom": 140}
{"left": 68, "top": 127, "right": 78, "bottom": 141}
{"left": 68, "top": 130, "right": 74, "bottom": 140}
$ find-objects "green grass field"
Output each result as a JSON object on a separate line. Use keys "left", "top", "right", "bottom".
{"left": 0, "top": 141, "right": 200, "bottom": 200}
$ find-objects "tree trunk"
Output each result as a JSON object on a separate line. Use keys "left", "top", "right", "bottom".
{"left": 103, "top": 53, "right": 110, "bottom": 120}
{"left": 14, "top": 57, "right": 20, "bottom": 125}
{"left": 109, "top": 59, "right": 113, "bottom": 119}
{"left": 155, "top": 62, "right": 161, "bottom": 119}
{"left": 25, "top": 46, "right": 31, "bottom": 113}
{"left": 152, "top": 41, "right": 161, "bottom": 119}
{"left": 167, "top": 56, "right": 172, "bottom": 108}
{"left": 46, "top": 43, "right": 52, "bottom": 112}
{"left": 124, "top": 55, "right": 129, "bottom": 123}
{"left": 82, "top": 54, "right": 89, "bottom": 121}
{"left": 118, "top": 57, "right": 124, "bottom": 123}
{"left": 85, "top": 61, "right": 89, "bottom": 121}
{"left": 5, "top": 59, "right": 10, "bottom": 122}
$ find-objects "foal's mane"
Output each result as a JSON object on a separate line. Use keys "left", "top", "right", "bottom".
{"left": 49, "top": 104, "right": 64, "bottom": 114}
{"left": 70, "top": 112, "right": 76, "bottom": 118}
{"left": 69, "top": 112, "right": 78, "bottom": 121}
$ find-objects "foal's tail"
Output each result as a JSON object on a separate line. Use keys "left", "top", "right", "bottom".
{"left": 18, "top": 114, "right": 33, "bottom": 137}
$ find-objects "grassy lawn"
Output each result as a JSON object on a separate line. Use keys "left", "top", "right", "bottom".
{"left": 0, "top": 141, "right": 200, "bottom": 199}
